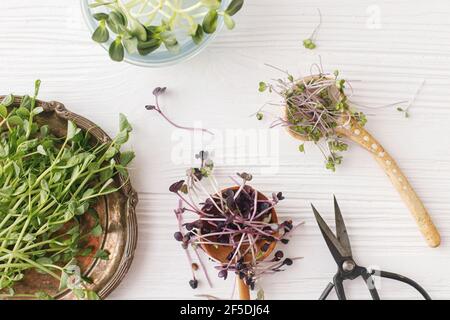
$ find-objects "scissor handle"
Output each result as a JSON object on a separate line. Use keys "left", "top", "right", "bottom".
{"left": 370, "top": 269, "right": 431, "bottom": 300}
{"left": 319, "top": 269, "right": 431, "bottom": 300}
{"left": 361, "top": 270, "right": 380, "bottom": 300}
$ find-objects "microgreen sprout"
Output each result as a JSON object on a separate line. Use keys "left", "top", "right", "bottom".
{"left": 303, "top": 9, "right": 322, "bottom": 50}
{"left": 0, "top": 81, "right": 134, "bottom": 299}
{"left": 89, "top": 0, "right": 244, "bottom": 62}
{"left": 397, "top": 79, "right": 426, "bottom": 118}
{"left": 170, "top": 151, "right": 302, "bottom": 293}
{"left": 258, "top": 68, "right": 368, "bottom": 171}
{"left": 145, "top": 87, "right": 213, "bottom": 135}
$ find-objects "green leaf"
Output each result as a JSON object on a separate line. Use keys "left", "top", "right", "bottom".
{"left": 37, "top": 145, "right": 47, "bottom": 156}
{"left": 93, "top": 12, "right": 109, "bottom": 21}
{"left": 109, "top": 37, "right": 125, "bottom": 62}
{"left": 0, "top": 105, "right": 7, "bottom": 118}
{"left": 72, "top": 288, "right": 86, "bottom": 299}
{"left": 16, "top": 106, "right": 30, "bottom": 118}
{"left": 35, "top": 291, "right": 54, "bottom": 300}
{"left": 299, "top": 144, "right": 305, "bottom": 153}
{"left": 19, "top": 95, "right": 31, "bottom": 109}
{"left": 92, "top": 23, "right": 109, "bottom": 43}
{"left": 67, "top": 121, "right": 78, "bottom": 140}
{"left": 115, "top": 130, "right": 129, "bottom": 145}
{"left": 119, "top": 113, "right": 132, "bottom": 132}
{"left": 226, "top": 0, "right": 244, "bottom": 16}
{"left": 123, "top": 37, "right": 138, "bottom": 54}
{"left": 256, "top": 288, "right": 265, "bottom": 300}
{"left": 137, "top": 38, "right": 161, "bottom": 56}
{"left": 100, "top": 178, "right": 114, "bottom": 193}
{"left": 105, "top": 146, "right": 117, "bottom": 159}
{"left": 202, "top": 10, "right": 218, "bottom": 34}
{"left": 192, "top": 24, "right": 204, "bottom": 45}
{"left": 161, "top": 32, "right": 180, "bottom": 54}
{"left": 94, "top": 249, "right": 110, "bottom": 260}
{"left": 107, "top": 10, "right": 127, "bottom": 34}
{"left": 303, "top": 38, "right": 316, "bottom": 49}
{"left": 90, "top": 224, "right": 103, "bottom": 237}
{"left": 82, "top": 188, "right": 94, "bottom": 199}
{"left": 8, "top": 114, "right": 24, "bottom": 126}
{"left": 32, "top": 107, "right": 44, "bottom": 115}
{"left": 36, "top": 257, "right": 52, "bottom": 265}
{"left": 130, "top": 19, "right": 147, "bottom": 42}
{"left": 85, "top": 290, "right": 101, "bottom": 300}
{"left": 78, "top": 246, "right": 94, "bottom": 257}
{"left": 223, "top": 13, "right": 235, "bottom": 30}
{"left": 258, "top": 82, "right": 267, "bottom": 92}
{"left": 34, "top": 80, "right": 41, "bottom": 97}
{"left": 1, "top": 94, "right": 14, "bottom": 107}
{"left": 120, "top": 151, "right": 135, "bottom": 166}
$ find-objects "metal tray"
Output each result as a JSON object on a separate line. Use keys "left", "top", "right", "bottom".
{"left": 1, "top": 96, "right": 138, "bottom": 299}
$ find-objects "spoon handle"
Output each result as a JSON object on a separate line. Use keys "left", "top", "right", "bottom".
{"left": 338, "top": 122, "right": 441, "bottom": 248}
{"left": 237, "top": 277, "right": 250, "bottom": 300}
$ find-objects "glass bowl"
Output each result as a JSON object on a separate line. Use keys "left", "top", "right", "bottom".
{"left": 80, "top": 0, "right": 228, "bottom": 68}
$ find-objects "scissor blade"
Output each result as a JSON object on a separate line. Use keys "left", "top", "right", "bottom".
{"left": 334, "top": 196, "right": 352, "bottom": 257}
{"left": 311, "top": 204, "right": 347, "bottom": 263}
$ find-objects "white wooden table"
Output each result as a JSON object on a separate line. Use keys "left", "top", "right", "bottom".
{"left": 1, "top": 0, "right": 450, "bottom": 300}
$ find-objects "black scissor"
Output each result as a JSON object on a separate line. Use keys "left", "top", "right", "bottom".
{"left": 311, "top": 196, "right": 431, "bottom": 300}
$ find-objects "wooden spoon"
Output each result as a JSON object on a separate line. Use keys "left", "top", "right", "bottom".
{"left": 284, "top": 75, "right": 440, "bottom": 248}
{"left": 200, "top": 186, "right": 278, "bottom": 300}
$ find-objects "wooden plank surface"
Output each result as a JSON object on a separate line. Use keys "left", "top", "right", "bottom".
{"left": 1, "top": 0, "right": 450, "bottom": 299}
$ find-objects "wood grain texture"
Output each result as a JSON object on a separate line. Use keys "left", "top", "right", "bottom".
{"left": 0, "top": 0, "right": 450, "bottom": 299}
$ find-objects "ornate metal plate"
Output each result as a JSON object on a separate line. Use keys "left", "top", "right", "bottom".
{"left": 1, "top": 96, "right": 138, "bottom": 300}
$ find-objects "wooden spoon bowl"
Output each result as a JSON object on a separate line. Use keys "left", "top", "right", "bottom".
{"left": 200, "top": 186, "right": 279, "bottom": 299}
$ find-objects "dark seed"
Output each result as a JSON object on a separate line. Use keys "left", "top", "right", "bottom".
{"left": 218, "top": 270, "right": 228, "bottom": 280}
{"left": 275, "top": 250, "right": 284, "bottom": 260}
{"left": 193, "top": 168, "right": 203, "bottom": 180}
{"left": 174, "top": 232, "right": 183, "bottom": 241}
{"left": 283, "top": 220, "right": 293, "bottom": 232}
{"left": 192, "top": 263, "right": 199, "bottom": 271}
{"left": 283, "top": 258, "right": 293, "bottom": 266}
{"left": 261, "top": 242, "right": 270, "bottom": 252}
{"left": 277, "top": 192, "right": 285, "bottom": 200}
{"left": 281, "top": 238, "right": 289, "bottom": 244}
{"left": 189, "top": 279, "right": 198, "bottom": 289}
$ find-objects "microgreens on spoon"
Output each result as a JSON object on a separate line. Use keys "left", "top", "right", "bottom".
{"left": 258, "top": 69, "right": 367, "bottom": 171}
{"left": 170, "top": 151, "right": 302, "bottom": 297}
{"left": 89, "top": 0, "right": 244, "bottom": 62}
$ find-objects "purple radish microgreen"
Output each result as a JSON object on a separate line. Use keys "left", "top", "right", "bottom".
{"left": 170, "top": 151, "right": 302, "bottom": 292}
{"left": 303, "top": 9, "right": 322, "bottom": 50}
{"left": 145, "top": 87, "right": 214, "bottom": 135}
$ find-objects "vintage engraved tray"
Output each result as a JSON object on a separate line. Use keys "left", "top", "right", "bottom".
{"left": 0, "top": 96, "right": 138, "bottom": 299}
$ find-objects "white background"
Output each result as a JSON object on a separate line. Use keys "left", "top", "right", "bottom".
{"left": 1, "top": 0, "right": 450, "bottom": 300}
